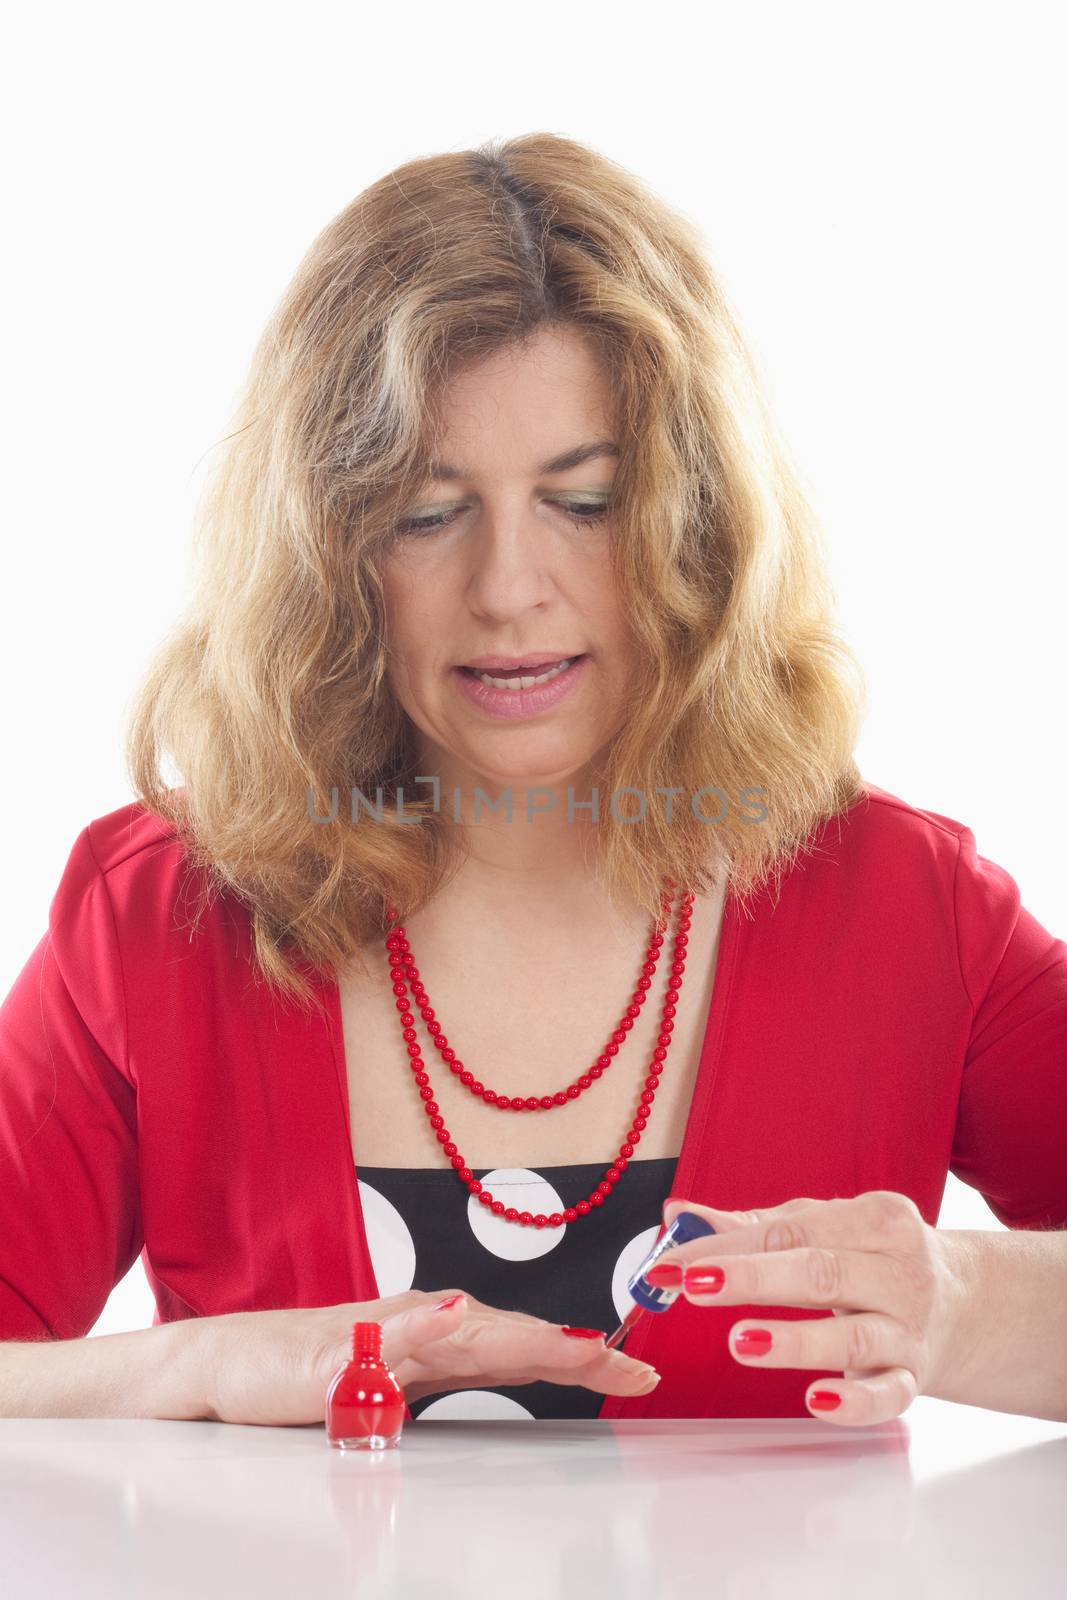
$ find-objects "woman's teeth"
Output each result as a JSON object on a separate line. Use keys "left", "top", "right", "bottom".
{"left": 470, "top": 658, "right": 575, "bottom": 690}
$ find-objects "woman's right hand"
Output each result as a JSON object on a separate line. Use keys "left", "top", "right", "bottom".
{"left": 199, "top": 1290, "right": 661, "bottom": 1425}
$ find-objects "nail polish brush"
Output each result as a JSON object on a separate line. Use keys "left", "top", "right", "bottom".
{"left": 604, "top": 1209, "right": 717, "bottom": 1350}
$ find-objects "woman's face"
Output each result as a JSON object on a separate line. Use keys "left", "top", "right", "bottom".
{"left": 379, "top": 323, "right": 639, "bottom": 797}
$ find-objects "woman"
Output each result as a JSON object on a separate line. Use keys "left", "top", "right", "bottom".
{"left": 2, "top": 133, "right": 1065, "bottom": 1430}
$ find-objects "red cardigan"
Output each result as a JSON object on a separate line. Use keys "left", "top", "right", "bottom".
{"left": 2, "top": 782, "right": 1065, "bottom": 1418}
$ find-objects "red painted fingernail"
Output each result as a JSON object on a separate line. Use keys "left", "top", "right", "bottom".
{"left": 734, "top": 1327, "right": 772, "bottom": 1356}
{"left": 683, "top": 1265, "right": 726, "bottom": 1294}
{"left": 646, "top": 1262, "right": 684, "bottom": 1287}
{"left": 560, "top": 1326, "right": 606, "bottom": 1340}
{"left": 434, "top": 1293, "right": 465, "bottom": 1311}
{"left": 809, "top": 1390, "right": 842, "bottom": 1411}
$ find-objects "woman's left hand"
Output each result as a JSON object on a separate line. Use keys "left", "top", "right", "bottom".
{"left": 652, "top": 1190, "right": 968, "bottom": 1425}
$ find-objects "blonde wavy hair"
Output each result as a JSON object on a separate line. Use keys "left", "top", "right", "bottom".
{"left": 126, "top": 131, "right": 867, "bottom": 1010}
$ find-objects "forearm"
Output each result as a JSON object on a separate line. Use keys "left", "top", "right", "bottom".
{"left": 0, "top": 1318, "right": 214, "bottom": 1420}
{"left": 931, "top": 1228, "right": 1067, "bottom": 1422}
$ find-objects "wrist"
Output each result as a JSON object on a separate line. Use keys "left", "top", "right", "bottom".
{"left": 149, "top": 1316, "right": 220, "bottom": 1421}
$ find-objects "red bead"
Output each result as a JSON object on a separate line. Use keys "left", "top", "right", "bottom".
{"left": 385, "top": 876, "right": 689, "bottom": 1225}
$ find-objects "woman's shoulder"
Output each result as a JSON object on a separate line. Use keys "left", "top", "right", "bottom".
{"left": 51, "top": 795, "right": 250, "bottom": 969}
{"left": 804, "top": 778, "right": 976, "bottom": 886}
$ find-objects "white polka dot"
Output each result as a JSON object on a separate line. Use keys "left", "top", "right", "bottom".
{"left": 610, "top": 1225, "right": 663, "bottom": 1323}
{"left": 357, "top": 1179, "right": 417, "bottom": 1295}
{"left": 467, "top": 1168, "right": 567, "bottom": 1261}
{"left": 417, "top": 1390, "right": 536, "bottom": 1421}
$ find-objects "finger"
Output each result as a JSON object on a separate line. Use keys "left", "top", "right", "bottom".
{"left": 527, "top": 1333, "right": 660, "bottom": 1394}
{"left": 387, "top": 1302, "right": 657, "bottom": 1394}
{"left": 803, "top": 1365, "right": 920, "bottom": 1426}
{"left": 487, "top": 1319, "right": 657, "bottom": 1390}
{"left": 662, "top": 1197, "right": 783, "bottom": 1231}
{"left": 656, "top": 1191, "right": 922, "bottom": 1270}
{"left": 723, "top": 1309, "right": 921, "bottom": 1393}
{"left": 380, "top": 1291, "right": 471, "bottom": 1367}
{"left": 667, "top": 1244, "right": 910, "bottom": 1319}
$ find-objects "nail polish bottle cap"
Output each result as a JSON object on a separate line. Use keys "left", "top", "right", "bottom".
{"left": 626, "top": 1210, "right": 717, "bottom": 1312}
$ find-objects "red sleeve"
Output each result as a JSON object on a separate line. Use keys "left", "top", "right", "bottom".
{"left": 950, "top": 825, "right": 1067, "bottom": 1231}
{"left": 0, "top": 825, "right": 143, "bottom": 1340}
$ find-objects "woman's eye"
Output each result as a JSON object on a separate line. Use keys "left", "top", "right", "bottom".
{"left": 394, "top": 498, "right": 613, "bottom": 538}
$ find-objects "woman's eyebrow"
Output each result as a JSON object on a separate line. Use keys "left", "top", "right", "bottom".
{"left": 419, "top": 439, "right": 620, "bottom": 481}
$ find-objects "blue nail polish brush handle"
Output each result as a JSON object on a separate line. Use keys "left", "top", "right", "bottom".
{"left": 603, "top": 1210, "right": 717, "bottom": 1350}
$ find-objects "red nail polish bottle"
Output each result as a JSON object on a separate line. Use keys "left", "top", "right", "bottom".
{"left": 325, "top": 1321, "right": 406, "bottom": 1450}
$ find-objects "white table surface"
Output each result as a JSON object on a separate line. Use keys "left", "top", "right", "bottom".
{"left": 2, "top": 1398, "right": 1065, "bottom": 1598}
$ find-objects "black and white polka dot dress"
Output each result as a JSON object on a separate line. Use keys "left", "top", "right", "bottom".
{"left": 356, "top": 1156, "right": 680, "bottom": 1419}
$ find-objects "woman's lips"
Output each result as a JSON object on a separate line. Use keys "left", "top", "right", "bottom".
{"left": 451, "top": 654, "right": 590, "bottom": 719}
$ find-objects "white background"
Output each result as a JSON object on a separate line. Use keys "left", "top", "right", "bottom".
{"left": 0, "top": 1, "right": 1063, "bottom": 1339}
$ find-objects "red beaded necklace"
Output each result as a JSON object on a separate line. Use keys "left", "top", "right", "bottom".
{"left": 381, "top": 881, "right": 694, "bottom": 1227}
